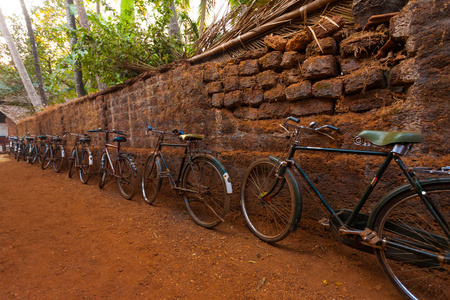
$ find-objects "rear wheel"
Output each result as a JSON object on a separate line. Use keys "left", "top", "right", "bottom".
{"left": 240, "top": 158, "right": 300, "bottom": 243}
{"left": 68, "top": 149, "right": 76, "bottom": 178}
{"left": 30, "top": 146, "right": 38, "bottom": 164}
{"left": 79, "top": 149, "right": 91, "bottom": 184}
{"left": 38, "top": 144, "right": 46, "bottom": 164}
{"left": 53, "top": 146, "right": 64, "bottom": 173}
{"left": 373, "top": 182, "right": 450, "bottom": 300}
{"left": 182, "top": 156, "right": 230, "bottom": 228}
{"left": 142, "top": 154, "right": 162, "bottom": 205}
{"left": 117, "top": 155, "right": 136, "bottom": 200}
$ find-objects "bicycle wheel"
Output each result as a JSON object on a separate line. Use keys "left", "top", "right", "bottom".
{"left": 53, "top": 145, "right": 64, "bottom": 173}
{"left": 99, "top": 152, "right": 108, "bottom": 188}
{"left": 240, "top": 158, "right": 300, "bottom": 243}
{"left": 142, "top": 154, "right": 162, "bottom": 205}
{"left": 38, "top": 144, "right": 46, "bottom": 164}
{"left": 68, "top": 149, "right": 76, "bottom": 178}
{"left": 30, "top": 146, "right": 38, "bottom": 164}
{"left": 373, "top": 181, "right": 450, "bottom": 300}
{"left": 117, "top": 155, "right": 136, "bottom": 200}
{"left": 79, "top": 149, "right": 92, "bottom": 184}
{"left": 182, "top": 156, "right": 230, "bottom": 228}
{"left": 26, "top": 146, "right": 34, "bottom": 164}
{"left": 41, "top": 146, "right": 52, "bottom": 170}
{"left": 17, "top": 145, "right": 26, "bottom": 162}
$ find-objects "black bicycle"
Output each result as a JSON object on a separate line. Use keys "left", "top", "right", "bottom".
{"left": 41, "top": 134, "right": 66, "bottom": 172}
{"left": 142, "top": 126, "right": 232, "bottom": 228}
{"left": 240, "top": 116, "right": 449, "bottom": 299}
{"left": 67, "top": 132, "right": 93, "bottom": 184}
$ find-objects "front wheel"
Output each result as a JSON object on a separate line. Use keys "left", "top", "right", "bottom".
{"left": 79, "top": 149, "right": 92, "bottom": 184}
{"left": 41, "top": 146, "right": 52, "bottom": 170}
{"left": 38, "top": 144, "right": 46, "bottom": 164}
{"left": 141, "top": 154, "right": 163, "bottom": 205}
{"left": 240, "top": 158, "right": 300, "bottom": 243}
{"left": 182, "top": 156, "right": 230, "bottom": 228}
{"left": 373, "top": 181, "right": 450, "bottom": 300}
{"left": 53, "top": 145, "right": 64, "bottom": 173}
{"left": 117, "top": 155, "right": 136, "bottom": 200}
{"left": 68, "top": 149, "right": 76, "bottom": 178}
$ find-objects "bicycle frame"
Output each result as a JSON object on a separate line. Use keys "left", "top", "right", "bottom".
{"left": 101, "top": 141, "right": 122, "bottom": 178}
{"left": 270, "top": 139, "right": 450, "bottom": 242}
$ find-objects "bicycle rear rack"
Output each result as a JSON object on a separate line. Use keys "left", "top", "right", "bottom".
{"left": 410, "top": 167, "right": 450, "bottom": 175}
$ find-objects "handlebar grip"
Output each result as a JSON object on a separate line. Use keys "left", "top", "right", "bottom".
{"left": 288, "top": 116, "right": 300, "bottom": 123}
{"left": 326, "top": 125, "right": 340, "bottom": 131}
{"left": 147, "top": 126, "right": 152, "bottom": 131}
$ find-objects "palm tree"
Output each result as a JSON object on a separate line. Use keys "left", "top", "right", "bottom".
{"left": 19, "top": 0, "right": 48, "bottom": 106}
{"left": 0, "top": 7, "right": 44, "bottom": 110}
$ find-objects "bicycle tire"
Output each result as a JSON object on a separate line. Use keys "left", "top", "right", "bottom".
{"left": 26, "top": 146, "right": 34, "bottom": 164}
{"left": 141, "top": 154, "right": 162, "bottom": 205}
{"left": 38, "top": 144, "right": 46, "bottom": 164}
{"left": 79, "top": 149, "right": 91, "bottom": 184}
{"left": 41, "top": 146, "right": 52, "bottom": 170}
{"left": 117, "top": 155, "right": 136, "bottom": 200}
{"left": 182, "top": 155, "right": 230, "bottom": 228}
{"left": 17, "top": 145, "right": 25, "bottom": 162}
{"left": 99, "top": 152, "right": 108, "bottom": 188}
{"left": 31, "top": 146, "right": 38, "bottom": 164}
{"left": 240, "top": 158, "right": 300, "bottom": 243}
{"left": 373, "top": 181, "right": 450, "bottom": 300}
{"left": 53, "top": 145, "right": 64, "bottom": 173}
{"left": 68, "top": 149, "right": 76, "bottom": 178}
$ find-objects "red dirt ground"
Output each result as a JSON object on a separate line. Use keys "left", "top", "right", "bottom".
{"left": 0, "top": 154, "right": 402, "bottom": 299}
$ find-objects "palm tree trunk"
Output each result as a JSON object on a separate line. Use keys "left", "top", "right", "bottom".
{"left": 169, "top": 1, "right": 181, "bottom": 40}
{"left": 0, "top": 7, "right": 44, "bottom": 110}
{"left": 199, "top": 0, "right": 207, "bottom": 38}
{"left": 64, "top": 0, "right": 85, "bottom": 98}
{"left": 19, "top": 0, "right": 48, "bottom": 106}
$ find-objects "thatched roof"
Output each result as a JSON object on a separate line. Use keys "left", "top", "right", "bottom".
{"left": 189, "top": 0, "right": 354, "bottom": 64}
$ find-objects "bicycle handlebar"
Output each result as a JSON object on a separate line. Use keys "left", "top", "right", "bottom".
{"left": 147, "top": 125, "right": 185, "bottom": 136}
{"left": 88, "top": 128, "right": 127, "bottom": 135}
{"left": 281, "top": 116, "right": 340, "bottom": 140}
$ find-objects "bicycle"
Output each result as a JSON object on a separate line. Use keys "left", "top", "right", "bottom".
{"left": 16, "top": 135, "right": 30, "bottom": 162}
{"left": 90, "top": 128, "right": 137, "bottom": 200}
{"left": 141, "top": 126, "right": 233, "bottom": 228}
{"left": 41, "top": 134, "right": 66, "bottom": 172}
{"left": 240, "top": 116, "right": 449, "bottom": 299}
{"left": 67, "top": 132, "right": 93, "bottom": 184}
{"left": 35, "top": 134, "right": 49, "bottom": 164}
{"left": 24, "top": 134, "right": 38, "bottom": 164}
{"left": 8, "top": 136, "right": 17, "bottom": 157}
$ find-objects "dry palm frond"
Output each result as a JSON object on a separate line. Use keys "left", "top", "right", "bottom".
{"left": 189, "top": 0, "right": 353, "bottom": 64}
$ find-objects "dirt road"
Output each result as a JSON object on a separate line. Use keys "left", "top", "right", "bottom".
{"left": 0, "top": 154, "right": 401, "bottom": 299}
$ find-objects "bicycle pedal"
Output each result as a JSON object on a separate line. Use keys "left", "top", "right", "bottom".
{"left": 319, "top": 218, "right": 330, "bottom": 227}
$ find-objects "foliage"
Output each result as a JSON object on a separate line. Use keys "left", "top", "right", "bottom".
{"left": 76, "top": 1, "right": 183, "bottom": 87}
{"left": 0, "top": 64, "right": 24, "bottom": 99}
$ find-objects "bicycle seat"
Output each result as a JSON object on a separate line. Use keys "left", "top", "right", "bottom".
{"left": 180, "top": 134, "right": 204, "bottom": 141}
{"left": 53, "top": 137, "right": 62, "bottom": 142}
{"left": 113, "top": 136, "right": 127, "bottom": 143}
{"left": 358, "top": 131, "right": 424, "bottom": 146}
{"left": 39, "top": 135, "right": 47, "bottom": 140}
{"left": 26, "top": 137, "right": 35, "bottom": 141}
{"left": 79, "top": 137, "right": 91, "bottom": 143}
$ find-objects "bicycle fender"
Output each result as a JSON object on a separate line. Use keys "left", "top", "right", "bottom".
{"left": 367, "top": 177, "right": 450, "bottom": 229}
{"left": 268, "top": 156, "right": 303, "bottom": 232}
{"left": 186, "top": 153, "right": 233, "bottom": 195}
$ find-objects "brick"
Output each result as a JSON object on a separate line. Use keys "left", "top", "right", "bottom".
{"left": 343, "top": 67, "right": 386, "bottom": 94}
{"left": 243, "top": 89, "right": 264, "bottom": 107}
{"left": 314, "top": 15, "right": 346, "bottom": 39}
{"left": 211, "top": 93, "right": 224, "bottom": 108}
{"left": 223, "top": 64, "right": 239, "bottom": 77}
{"left": 239, "top": 76, "right": 257, "bottom": 89}
{"left": 340, "top": 57, "right": 363, "bottom": 75}
{"left": 264, "top": 85, "right": 286, "bottom": 102}
{"left": 286, "top": 30, "right": 311, "bottom": 51}
{"left": 223, "top": 76, "right": 239, "bottom": 92}
{"left": 389, "top": 58, "right": 419, "bottom": 86}
{"left": 281, "top": 69, "right": 300, "bottom": 85}
{"left": 290, "top": 98, "right": 335, "bottom": 117}
{"left": 257, "top": 70, "right": 279, "bottom": 89}
{"left": 281, "top": 51, "right": 304, "bottom": 69}
{"left": 312, "top": 79, "right": 343, "bottom": 99}
{"left": 238, "top": 60, "right": 260, "bottom": 76}
{"left": 258, "top": 51, "right": 283, "bottom": 70}
{"left": 306, "top": 37, "right": 338, "bottom": 57}
{"left": 286, "top": 81, "right": 312, "bottom": 101}
{"left": 302, "top": 55, "right": 338, "bottom": 80}
{"left": 257, "top": 102, "right": 290, "bottom": 119}
{"left": 223, "top": 90, "right": 243, "bottom": 108}
{"left": 336, "top": 89, "right": 394, "bottom": 113}
{"left": 264, "top": 34, "right": 287, "bottom": 51}
{"left": 238, "top": 47, "right": 269, "bottom": 60}
{"left": 233, "top": 107, "right": 259, "bottom": 120}
{"left": 340, "top": 32, "right": 385, "bottom": 57}
{"left": 206, "top": 81, "right": 223, "bottom": 95}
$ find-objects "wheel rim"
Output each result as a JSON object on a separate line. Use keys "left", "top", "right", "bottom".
{"left": 375, "top": 188, "right": 449, "bottom": 300}
{"left": 142, "top": 155, "right": 160, "bottom": 204}
{"left": 79, "top": 150, "right": 91, "bottom": 184}
{"left": 118, "top": 157, "right": 135, "bottom": 199}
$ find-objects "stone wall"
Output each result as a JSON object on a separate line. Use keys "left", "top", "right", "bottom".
{"left": 15, "top": 0, "right": 449, "bottom": 226}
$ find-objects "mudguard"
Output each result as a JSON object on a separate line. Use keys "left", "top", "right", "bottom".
{"left": 367, "top": 177, "right": 450, "bottom": 228}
